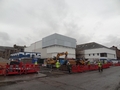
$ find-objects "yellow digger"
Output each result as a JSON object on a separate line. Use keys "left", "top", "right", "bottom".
{"left": 45, "top": 51, "right": 68, "bottom": 67}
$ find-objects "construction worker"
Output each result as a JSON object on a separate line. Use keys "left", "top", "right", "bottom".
{"left": 98, "top": 61, "right": 103, "bottom": 72}
{"left": 34, "top": 58, "right": 38, "bottom": 65}
{"left": 67, "top": 61, "right": 71, "bottom": 74}
{"left": 55, "top": 60, "right": 60, "bottom": 70}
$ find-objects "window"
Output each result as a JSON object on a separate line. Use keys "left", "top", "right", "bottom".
{"left": 89, "top": 54, "right": 90, "bottom": 56}
{"left": 93, "top": 54, "right": 94, "bottom": 56}
{"left": 97, "top": 53, "right": 99, "bottom": 56}
{"left": 100, "top": 53, "right": 107, "bottom": 57}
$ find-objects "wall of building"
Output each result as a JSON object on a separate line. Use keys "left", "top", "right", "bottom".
{"left": 46, "top": 46, "right": 75, "bottom": 58}
{"left": 25, "top": 34, "right": 76, "bottom": 59}
{"left": 33, "top": 48, "right": 47, "bottom": 58}
{"left": 25, "top": 40, "right": 42, "bottom": 52}
{"left": 84, "top": 48, "right": 116, "bottom": 60}
{"left": 25, "top": 45, "right": 75, "bottom": 58}
{"left": 111, "top": 46, "right": 120, "bottom": 60}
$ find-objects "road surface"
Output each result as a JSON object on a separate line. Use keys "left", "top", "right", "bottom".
{"left": 0, "top": 66, "right": 120, "bottom": 90}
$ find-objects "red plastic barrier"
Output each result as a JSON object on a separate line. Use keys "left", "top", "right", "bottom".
{"left": 108, "top": 63, "right": 113, "bottom": 66}
{"left": 89, "top": 65, "right": 98, "bottom": 71}
{"left": 0, "top": 65, "right": 4, "bottom": 75}
{"left": 1, "top": 63, "right": 40, "bottom": 76}
{"left": 114, "top": 63, "right": 120, "bottom": 66}
{"left": 82, "top": 65, "right": 89, "bottom": 72}
{"left": 71, "top": 65, "right": 78, "bottom": 73}
{"left": 24, "top": 64, "right": 40, "bottom": 74}
{"left": 77, "top": 65, "right": 83, "bottom": 73}
{"left": 4, "top": 65, "right": 20, "bottom": 76}
{"left": 94, "top": 65, "right": 98, "bottom": 70}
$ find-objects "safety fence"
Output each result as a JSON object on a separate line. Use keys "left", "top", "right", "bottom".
{"left": 71, "top": 63, "right": 111, "bottom": 73}
{"left": 114, "top": 63, "right": 120, "bottom": 66}
{"left": 0, "top": 63, "right": 40, "bottom": 76}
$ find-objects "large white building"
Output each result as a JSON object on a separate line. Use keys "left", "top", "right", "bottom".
{"left": 76, "top": 42, "right": 117, "bottom": 62}
{"left": 25, "top": 33, "right": 76, "bottom": 59}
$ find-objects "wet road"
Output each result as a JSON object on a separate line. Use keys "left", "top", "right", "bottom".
{"left": 1, "top": 66, "right": 120, "bottom": 90}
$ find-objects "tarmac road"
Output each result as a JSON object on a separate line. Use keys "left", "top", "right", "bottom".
{"left": 1, "top": 66, "right": 120, "bottom": 90}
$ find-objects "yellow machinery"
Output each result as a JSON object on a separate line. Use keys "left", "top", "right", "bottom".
{"left": 45, "top": 51, "right": 87, "bottom": 68}
{"left": 45, "top": 51, "right": 68, "bottom": 66}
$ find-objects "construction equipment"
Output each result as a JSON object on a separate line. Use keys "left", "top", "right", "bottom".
{"left": 45, "top": 51, "right": 68, "bottom": 67}
{"left": 56, "top": 51, "right": 68, "bottom": 60}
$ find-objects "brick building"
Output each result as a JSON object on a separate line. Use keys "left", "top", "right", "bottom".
{"left": 0, "top": 44, "right": 26, "bottom": 59}
{"left": 110, "top": 46, "right": 120, "bottom": 60}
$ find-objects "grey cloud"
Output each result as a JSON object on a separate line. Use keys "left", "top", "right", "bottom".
{"left": 0, "top": 39, "right": 12, "bottom": 46}
{"left": 0, "top": 31, "right": 10, "bottom": 41}
{"left": 28, "top": 0, "right": 69, "bottom": 38}
{"left": 103, "top": 35, "right": 120, "bottom": 48}
{"left": 0, "top": 0, "right": 120, "bottom": 47}
{"left": 63, "top": 20, "right": 92, "bottom": 44}
{"left": 93, "top": 22, "right": 103, "bottom": 31}
{"left": 16, "top": 38, "right": 26, "bottom": 46}
{"left": 96, "top": 0, "right": 120, "bottom": 19}
{"left": 0, "top": 0, "right": 68, "bottom": 29}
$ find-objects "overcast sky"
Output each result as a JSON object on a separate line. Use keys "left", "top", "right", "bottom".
{"left": 0, "top": 0, "right": 120, "bottom": 48}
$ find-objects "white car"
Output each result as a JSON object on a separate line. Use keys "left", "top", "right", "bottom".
{"left": 111, "top": 60, "right": 119, "bottom": 64}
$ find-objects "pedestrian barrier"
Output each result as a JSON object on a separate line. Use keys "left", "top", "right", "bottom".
{"left": 0, "top": 65, "right": 4, "bottom": 75}
{"left": 107, "top": 63, "right": 113, "bottom": 66}
{"left": 114, "top": 63, "right": 120, "bottom": 66}
{"left": 0, "top": 63, "right": 40, "bottom": 76}
{"left": 77, "top": 65, "right": 83, "bottom": 72}
{"left": 89, "top": 65, "right": 98, "bottom": 71}
{"left": 25, "top": 64, "right": 40, "bottom": 74}
{"left": 103, "top": 64, "right": 110, "bottom": 69}
{"left": 71, "top": 63, "right": 111, "bottom": 73}
{"left": 82, "top": 65, "right": 89, "bottom": 72}
{"left": 71, "top": 65, "right": 78, "bottom": 73}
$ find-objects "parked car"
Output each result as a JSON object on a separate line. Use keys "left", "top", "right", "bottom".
{"left": 110, "top": 59, "right": 119, "bottom": 64}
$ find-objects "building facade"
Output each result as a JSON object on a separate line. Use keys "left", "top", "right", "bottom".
{"left": 76, "top": 42, "right": 116, "bottom": 62}
{"left": 110, "top": 46, "right": 120, "bottom": 60}
{"left": 25, "top": 33, "right": 76, "bottom": 59}
{"left": 0, "top": 45, "right": 26, "bottom": 59}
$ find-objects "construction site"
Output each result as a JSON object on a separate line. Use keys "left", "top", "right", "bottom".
{"left": 0, "top": 33, "right": 120, "bottom": 90}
